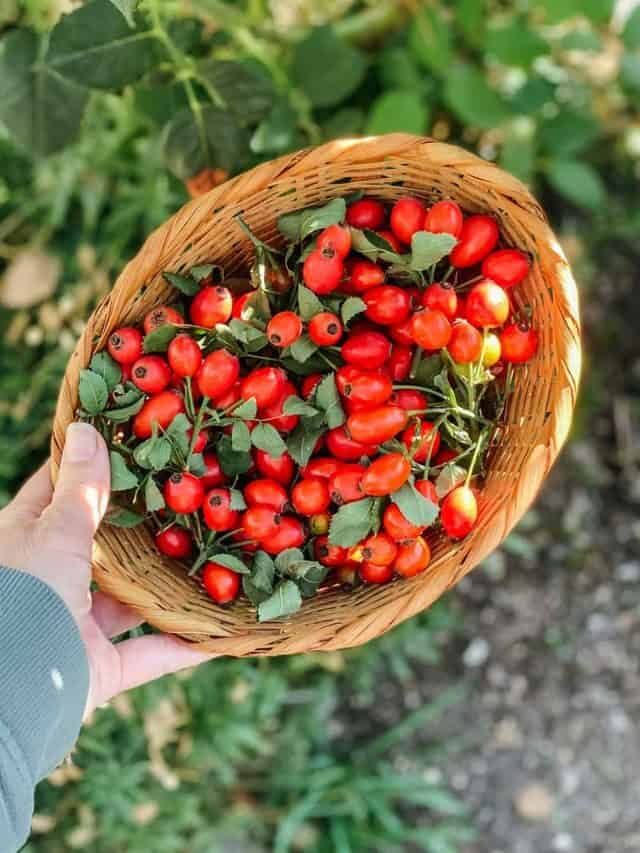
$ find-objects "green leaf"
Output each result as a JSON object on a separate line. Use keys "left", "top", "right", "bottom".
{"left": 329, "top": 498, "right": 377, "bottom": 548}
{"left": 350, "top": 228, "right": 404, "bottom": 264}
{"left": 190, "top": 264, "right": 216, "bottom": 282}
{"left": 231, "top": 398, "right": 258, "bottom": 420}
{"left": 163, "top": 105, "right": 245, "bottom": 180}
{"left": 228, "top": 319, "right": 268, "bottom": 351}
{"left": 538, "top": 111, "right": 599, "bottom": 157}
{"left": 414, "top": 354, "right": 444, "bottom": 387}
{"left": 107, "top": 0, "right": 138, "bottom": 27}
{"left": 455, "top": 0, "right": 486, "bottom": 47}
{"left": 89, "top": 352, "right": 121, "bottom": 391}
{"left": 297, "top": 285, "right": 325, "bottom": 322}
{"left": 444, "top": 64, "right": 511, "bottom": 129}
{"left": 251, "top": 551, "right": 276, "bottom": 593}
{"left": 231, "top": 420, "right": 251, "bottom": 452}
{"left": 292, "top": 26, "right": 367, "bottom": 109}
{"left": 165, "top": 413, "right": 191, "bottom": 458}
{"left": 499, "top": 132, "right": 536, "bottom": 184}
{"left": 294, "top": 562, "right": 328, "bottom": 598}
{"left": 112, "top": 384, "right": 144, "bottom": 405}
{"left": 188, "top": 452, "right": 207, "bottom": 476}
{"left": 623, "top": 8, "right": 640, "bottom": 50}
{"left": 392, "top": 482, "right": 439, "bottom": 527}
{"left": 198, "top": 59, "right": 274, "bottom": 125}
{"left": 79, "top": 369, "right": 109, "bottom": 415}
{"left": 341, "top": 296, "right": 367, "bottom": 326}
{"left": 242, "top": 575, "right": 272, "bottom": 606}
{"left": 377, "top": 46, "right": 424, "bottom": 92}
{"left": 286, "top": 423, "right": 326, "bottom": 468}
{"left": 133, "top": 435, "right": 172, "bottom": 470}
{"left": 110, "top": 451, "right": 139, "bottom": 491}
{"left": 104, "top": 395, "right": 145, "bottom": 423}
{"left": 314, "top": 373, "right": 345, "bottom": 429}
{"left": 408, "top": 7, "right": 452, "bottom": 74}
{"left": 274, "top": 548, "right": 305, "bottom": 573}
{"left": 485, "top": 22, "right": 548, "bottom": 68}
{"left": 164, "top": 271, "right": 199, "bottom": 296}
{"left": 621, "top": 53, "right": 640, "bottom": 95}
{"left": 282, "top": 396, "right": 319, "bottom": 417}
{"left": 435, "top": 463, "right": 467, "bottom": 499}
{"left": 258, "top": 580, "right": 302, "bottom": 622}
{"left": 251, "top": 99, "right": 300, "bottom": 155}
{"left": 228, "top": 488, "right": 247, "bottom": 510}
{"left": 134, "top": 80, "right": 189, "bottom": 124}
{"left": 322, "top": 106, "right": 365, "bottom": 139}
{"left": 105, "top": 506, "right": 145, "bottom": 527}
{"left": 278, "top": 199, "right": 347, "bottom": 244}
{"left": 209, "top": 553, "right": 250, "bottom": 574}
{"left": 251, "top": 423, "right": 287, "bottom": 458}
{"left": 216, "top": 434, "right": 252, "bottom": 476}
{"left": 47, "top": 0, "right": 156, "bottom": 90}
{"left": 143, "top": 324, "right": 178, "bottom": 353}
{"left": 144, "top": 477, "right": 165, "bottom": 512}
{"left": 538, "top": 0, "right": 613, "bottom": 25}
{"left": 365, "top": 90, "right": 429, "bottom": 136}
{"left": 289, "top": 334, "right": 318, "bottom": 364}
{"left": 409, "top": 232, "right": 457, "bottom": 271}
{"left": 0, "top": 29, "right": 89, "bottom": 156}
{"left": 544, "top": 159, "right": 605, "bottom": 209}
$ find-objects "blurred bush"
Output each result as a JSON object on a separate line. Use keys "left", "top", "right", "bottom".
{"left": 1, "top": 0, "right": 638, "bottom": 849}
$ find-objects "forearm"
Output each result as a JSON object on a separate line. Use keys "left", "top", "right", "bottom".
{"left": 0, "top": 568, "right": 89, "bottom": 851}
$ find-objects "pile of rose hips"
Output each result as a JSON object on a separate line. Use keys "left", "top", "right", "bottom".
{"left": 88, "top": 193, "right": 537, "bottom": 619}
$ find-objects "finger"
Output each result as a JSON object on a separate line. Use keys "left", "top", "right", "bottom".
{"left": 91, "top": 591, "right": 143, "bottom": 639}
{"left": 6, "top": 463, "right": 53, "bottom": 520}
{"left": 114, "top": 634, "right": 216, "bottom": 695}
{"left": 45, "top": 423, "right": 111, "bottom": 562}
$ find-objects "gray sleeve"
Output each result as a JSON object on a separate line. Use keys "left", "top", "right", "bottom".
{"left": 0, "top": 568, "right": 89, "bottom": 852}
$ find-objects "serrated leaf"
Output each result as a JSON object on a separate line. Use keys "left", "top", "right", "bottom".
{"left": 104, "top": 395, "right": 145, "bottom": 423}
{"left": 282, "top": 396, "right": 319, "bottom": 417}
{"left": 79, "top": 369, "right": 109, "bottom": 415}
{"left": 163, "top": 104, "right": 245, "bottom": 180}
{"left": 231, "top": 420, "right": 252, "bottom": 452}
{"left": 164, "top": 271, "right": 199, "bottom": 296}
{"left": 297, "top": 285, "right": 325, "bottom": 321}
{"left": 188, "top": 452, "right": 207, "bottom": 476}
{"left": 251, "top": 550, "right": 276, "bottom": 593}
{"left": 409, "top": 231, "right": 457, "bottom": 271}
{"left": 242, "top": 574, "right": 272, "bottom": 606}
{"left": 133, "top": 434, "right": 172, "bottom": 470}
{"left": 47, "top": 0, "right": 156, "bottom": 90}
{"left": 228, "top": 488, "right": 247, "bottom": 510}
{"left": 258, "top": 580, "right": 302, "bottom": 622}
{"left": 275, "top": 548, "right": 305, "bottom": 573}
{"left": 209, "top": 553, "right": 250, "bottom": 574}
{"left": 314, "top": 373, "right": 345, "bottom": 429}
{"left": 341, "top": 296, "right": 367, "bottom": 326}
{"left": 289, "top": 334, "right": 318, "bottom": 364}
{"left": 228, "top": 319, "right": 268, "bottom": 352}
{"left": 278, "top": 198, "right": 347, "bottom": 243}
{"left": 232, "top": 398, "right": 258, "bottom": 420}
{"left": 190, "top": 264, "right": 217, "bottom": 282}
{"left": 110, "top": 451, "right": 139, "bottom": 491}
{"left": 165, "top": 412, "right": 191, "bottom": 460}
{"left": 105, "top": 506, "right": 145, "bottom": 527}
{"left": 90, "top": 352, "right": 121, "bottom": 391}
{"left": 251, "top": 423, "right": 287, "bottom": 458}
{"left": 329, "top": 497, "right": 376, "bottom": 548}
{"left": 217, "top": 434, "right": 253, "bottom": 476}
{"left": 198, "top": 59, "right": 275, "bottom": 125}
{"left": 0, "top": 29, "right": 89, "bottom": 157}
{"left": 292, "top": 26, "right": 366, "bottom": 109}
{"left": 350, "top": 228, "right": 403, "bottom": 264}
{"left": 144, "top": 477, "right": 165, "bottom": 512}
{"left": 143, "top": 324, "right": 178, "bottom": 353}
{"left": 108, "top": 0, "right": 138, "bottom": 27}
{"left": 286, "top": 423, "right": 326, "bottom": 467}
{"left": 392, "top": 482, "right": 439, "bottom": 527}
{"left": 111, "top": 383, "right": 143, "bottom": 407}
{"left": 435, "top": 463, "right": 467, "bottom": 499}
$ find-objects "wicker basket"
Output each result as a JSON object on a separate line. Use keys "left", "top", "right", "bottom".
{"left": 51, "top": 134, "right": 581, "bottom": 657}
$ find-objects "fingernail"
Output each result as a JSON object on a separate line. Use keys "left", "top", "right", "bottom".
{"left": 65, "top": 422, "right": 98, "bottom": 462}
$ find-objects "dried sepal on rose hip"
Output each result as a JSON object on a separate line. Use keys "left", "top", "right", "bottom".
{"left": 82, "top": 192, "right": 537, "bottom": 619}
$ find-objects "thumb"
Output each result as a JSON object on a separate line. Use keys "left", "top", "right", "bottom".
{"left": 47, "top": 423, "right": 111, "bottom": 559}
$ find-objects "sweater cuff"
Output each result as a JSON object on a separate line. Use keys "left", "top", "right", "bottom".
{"left": 0, "top": 568, "right": 89, "bottom": 780}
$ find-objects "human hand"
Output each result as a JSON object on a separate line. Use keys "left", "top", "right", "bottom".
{"left": 0, "top": 422, "right": 213, "bottom": 715}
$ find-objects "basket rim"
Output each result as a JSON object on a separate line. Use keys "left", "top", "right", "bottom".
{"left": 50, "top": 133, "right": 581, "bottom": 656}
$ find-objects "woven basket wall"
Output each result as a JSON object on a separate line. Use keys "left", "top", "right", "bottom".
{"left": 51, "top": 134, "right": 581, "bottom": 657}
